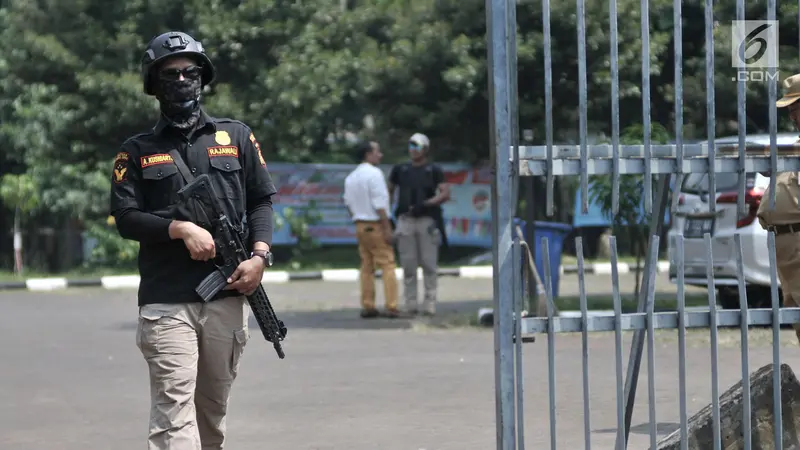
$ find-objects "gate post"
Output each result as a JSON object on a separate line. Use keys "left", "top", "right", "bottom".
{"left": 486, "top": 0, "right": 518, "bottom": 448}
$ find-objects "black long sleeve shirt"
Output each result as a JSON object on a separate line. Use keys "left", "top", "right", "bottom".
{"left": 109, "top": 109, "right": 278, "bottom": 306}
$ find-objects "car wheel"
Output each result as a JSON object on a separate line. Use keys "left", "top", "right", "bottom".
{"left": 717, "top": 289, "right": 741, "bottom": 310}
{"left": 746, "top": 286, "right": 783, "bottom": 309}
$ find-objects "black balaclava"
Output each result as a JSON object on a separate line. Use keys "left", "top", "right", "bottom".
{"left": 155, "top": 75, "right": 202, "bottom": 132}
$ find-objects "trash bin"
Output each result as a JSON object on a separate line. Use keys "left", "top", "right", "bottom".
{"left": 513, "top": 218, "right": 572, "bottom": 299}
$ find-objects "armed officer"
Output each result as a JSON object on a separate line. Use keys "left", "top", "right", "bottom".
{"left": 757, "top": 73, "right": 800, "bottom": 344}
{"left": 109, "top": 31, "right": 278, "bottom": 450}
{"left": 388, "top": 133, "right": 450, "bottom": 316}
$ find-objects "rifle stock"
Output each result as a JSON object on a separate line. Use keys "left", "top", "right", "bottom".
{"left": 178, "top": 174, "right": 288, "bottom": 359}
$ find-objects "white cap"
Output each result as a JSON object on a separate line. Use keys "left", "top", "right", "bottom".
{"left": 409, "top": 132, "right": 430, "bottom": 148}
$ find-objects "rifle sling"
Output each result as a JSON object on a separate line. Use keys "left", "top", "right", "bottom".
{"left": 168, "top": 149, "right": 196, "bottom": 183}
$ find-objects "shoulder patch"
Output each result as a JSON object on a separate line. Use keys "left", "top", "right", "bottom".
{"left": 249, "top": 132, "right": 266, "bottom": 168}
{"left": 112, "top": 152, "right": 130, "bottom": 184}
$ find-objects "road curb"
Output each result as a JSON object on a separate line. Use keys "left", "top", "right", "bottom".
{"left": 0, "top": 261, "right": 670, "bottom": 291}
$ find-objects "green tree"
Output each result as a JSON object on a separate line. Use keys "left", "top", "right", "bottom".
{"left": 0, "top": 174, "right": 39, "bottom": 273}
{"left": 588, "top": 123, "right": 671, "bottom": 296}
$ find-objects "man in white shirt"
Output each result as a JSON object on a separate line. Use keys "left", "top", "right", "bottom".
{"left": 343, "top": 141, "right": 400, "bottom": 318}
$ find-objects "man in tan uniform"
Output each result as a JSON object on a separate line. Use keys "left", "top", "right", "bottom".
{"left": 757, "top": 73, "right": 800, "bottom": 343}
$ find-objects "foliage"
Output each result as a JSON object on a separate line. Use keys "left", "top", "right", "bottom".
{"left": 0, "top": 173, "right": 39, "bottom": 215}
{"left": 588, "top": 123, "right": 673, "bottom": 227}
{"left": 2, "top": 0, "right": 800, "bottom": 270}
{"left": 273, "top": 201, "right": 323, "bottom": 270}
{"left": 82, "top": 220, "right": 140, "bottom": 270}
{"left": 588, "top": 122, "right": 672, "bottom": 295}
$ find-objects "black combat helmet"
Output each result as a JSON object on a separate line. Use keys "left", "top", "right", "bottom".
{"left": 140, "top": 31, "right": 216, "bottom": 95}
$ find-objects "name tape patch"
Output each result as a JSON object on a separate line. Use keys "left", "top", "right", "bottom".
{"left": 140, "top": 153, "right": 174, "bottom": 168}
{"left": 207, "top": 146, "right": 239, "bottom": 158}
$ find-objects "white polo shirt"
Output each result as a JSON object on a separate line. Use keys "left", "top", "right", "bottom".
{"left": 343, "top": 162, "right": 390, "bottom": 222}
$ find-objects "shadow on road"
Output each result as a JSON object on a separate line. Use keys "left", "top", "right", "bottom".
{"left": 269, "top": 298, "right": 494, "bottom": 331}
{"left": 114, "top": 299, "right": 495, "bottom": 333}
{"left": 594, "top": 421, "right": 680, "bottom": 437}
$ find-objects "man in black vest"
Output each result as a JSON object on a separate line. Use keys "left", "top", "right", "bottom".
{"left": 388, "top": 133, "right": 451, "bottom": 315}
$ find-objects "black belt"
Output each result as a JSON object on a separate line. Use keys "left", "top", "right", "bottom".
{"left": 768, "top": 223, "right": 800, "bottom": 235}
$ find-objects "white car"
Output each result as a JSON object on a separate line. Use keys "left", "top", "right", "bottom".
{"left": 667, "top": 132, "right": 799, "bottom": 309}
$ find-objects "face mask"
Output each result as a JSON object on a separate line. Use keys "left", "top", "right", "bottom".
{"left": 156, "top": 78, "right": 202, "bottom": 130}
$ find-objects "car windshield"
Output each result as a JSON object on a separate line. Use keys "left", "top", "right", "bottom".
{"left": 680, "top": 173, "right": 754, "bottom": 195}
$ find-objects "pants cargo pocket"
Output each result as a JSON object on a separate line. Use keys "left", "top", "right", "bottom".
{"left": 230, "top": 327, "right": 250, "bottom": 377}
{"left": 136, "top": 308, "right": 168, "bottom": 356}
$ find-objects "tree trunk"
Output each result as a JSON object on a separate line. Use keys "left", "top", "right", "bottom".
{"left": 632, "top": 223, "right": 642, "bottom": 297}
{"left": 13, "top": 205, "right": 23, "bottom": 274}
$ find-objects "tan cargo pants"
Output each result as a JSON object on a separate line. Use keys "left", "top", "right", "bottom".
{"left": 394, "top": 215, "right": 441, "bottom": 313}
{"left": 355, "top": 220, "right": 399, "bottom": 311}
{"left": 136, "top": 296, "right": 250, "bottom": 450}
{"left": 774, "top": 233, "right": 800, "bottom": 344}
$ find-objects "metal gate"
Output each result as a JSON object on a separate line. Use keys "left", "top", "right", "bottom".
{"left": 487, "top": 0, "right": 800, "bottom": 448}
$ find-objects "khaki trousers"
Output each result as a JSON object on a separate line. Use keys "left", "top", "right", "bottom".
{"left": 136, "top": 296, "right": 250, "bottom": 450}
{"left": 355, "top": 221, "right": 398, "bottom": 311}
{"left": 394, "top": 215, "right": 441, "bottom": 313}
{"left": 775, "top": 233, "right": 800, "bottom": 344}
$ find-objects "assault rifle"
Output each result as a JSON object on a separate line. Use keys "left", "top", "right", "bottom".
{"left": 177, "top": 174, "right": 288, "bottom": 359}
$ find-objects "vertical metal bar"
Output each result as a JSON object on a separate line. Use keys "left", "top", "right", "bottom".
{"left": 609, "top": 0, "right": 621, "bottom": 215}
{"left": 676, "top": 235, "right": 689, "bottom": 450}
{"left": 641, "top": 0, "right": 652, "bottom": 214}
{"left": 507, "top": 1, "right": 521, "bottom": 443}
{"left": 768, "top": 231, "right": 783, "bottom": 445}
{"left": 704, "top": 233, "right": 721, "bottom": 450}
{"left": 704, "top": 0, "right": 716, "bottom": 213}
{"left": 542, "top": 0, "right": 554, "bottom": 217}
{"left": 768, "top": 1, "right": 778, "bottom": 211}
{"left": 577, "top": 0, "right": 589, "bottom": 214}
{"left": 576, "top": 237, "right": 591, "bottom": 450}
{"left": 508, "top": 0, "right": 520, "bottom": 210}
{"left": 610, "top": 237, "right": 626, "bottom": 450}
{"left": 486, "top": 0, "right": 516, "bottom": 445}
{"left": 669, "top": 0, "right": 685, "bottom": 214}
{"left": 525, "top": 181, "right": 539, "bottom": 313}
{"left": 734, "top": 234, "right": 752, "bottom": 450}
{"left": 617, "top": 175, "right": 671, "bottom": 449}
{"left": 735, "top": 0, "right": 747, "bottom": 216}
{"left": 645, "top": 235, "right": 659, "bottom": 448}
{"left": 513, "top": 237, "right": 525, "bottom": 450}
{"left": 542, "top": 237, "right": 557, "bottom": 450}
{"left": 767, "top": 0, "right": 782, "bottom": 436}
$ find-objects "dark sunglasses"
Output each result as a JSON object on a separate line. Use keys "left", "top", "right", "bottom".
{"left": 159, "top": 65, "right": 203, "bottom": 81}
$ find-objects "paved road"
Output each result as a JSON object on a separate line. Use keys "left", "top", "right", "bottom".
{"left": 1, "top": 274, "right": 795, "bottom": 450}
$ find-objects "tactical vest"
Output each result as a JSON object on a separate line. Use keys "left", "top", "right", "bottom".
{"left": 394, "top": 162, "right": 441, "bottom": 217}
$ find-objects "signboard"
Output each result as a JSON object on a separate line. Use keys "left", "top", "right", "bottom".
{"left": 268, "top": 162, "right": 494, "bottom": 247}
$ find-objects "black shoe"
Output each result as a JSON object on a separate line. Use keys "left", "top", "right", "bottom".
{"left": 360, "top": 308, "right": 380, "bottom": 318}
{"left": 384, "top": 308, "right": 402, "bottom": 319}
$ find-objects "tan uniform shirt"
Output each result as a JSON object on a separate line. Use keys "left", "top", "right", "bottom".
{"left": 757, "top": 139, "right": 800, "bottom": 228}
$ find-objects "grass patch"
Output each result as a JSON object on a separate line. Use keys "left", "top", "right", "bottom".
{"left": 553, "top": 293, "right": 709, "bottom": 313}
